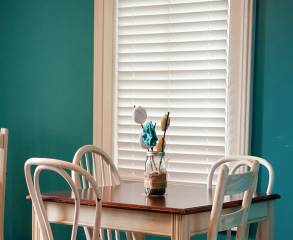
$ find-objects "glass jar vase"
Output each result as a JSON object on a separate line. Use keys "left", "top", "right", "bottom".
{"left": 144, "top": 151, "right": 167, "bottom": 196}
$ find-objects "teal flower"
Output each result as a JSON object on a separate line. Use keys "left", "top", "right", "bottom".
{"left": 141, "top": 121, "right": 158, "bottom": 148}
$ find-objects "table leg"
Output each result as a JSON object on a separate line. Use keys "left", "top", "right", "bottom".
{"left": 131, "top": 232, "right": 145, "bottom": 240}
{"left": 256, "top": 201, "right": 274, "bottom": 240}
{"left": 32, "top": 208, "right": 42, "bottom": 240}
{"left": 171, "top": 214, "right": 190, "bottom": 240}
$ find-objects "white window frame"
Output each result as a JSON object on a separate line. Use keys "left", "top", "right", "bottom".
{"left": 93, "top": 0, "right": 254, "bottom": 178}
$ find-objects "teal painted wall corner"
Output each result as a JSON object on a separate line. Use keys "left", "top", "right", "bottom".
{"left": 251, "top": 0, "right": 293, "bottom": 239}
{"left": 0, "top": 0, "right": 94, "bottom": 239}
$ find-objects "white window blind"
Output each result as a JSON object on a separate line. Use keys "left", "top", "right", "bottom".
{"left": 115, "top": 0, "right": 229, "bottom": 184}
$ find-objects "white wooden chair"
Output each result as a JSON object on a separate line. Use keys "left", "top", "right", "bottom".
{"left": 208, "top": 160, "right": 259, "bottom": 240}
{"left": 0, "top": 129, "right": 8, "bottom": 240}
{"left": 207, "top": 155, "right": 274, "bottom": 239}
{"left": 207, "top": 155, "right": 274, "bottom": 194}
{"left": 72, "top": 145, "right": 122, "bottom": 240}
{"left": 24, "top": 158, "right": 102, "bottom": 240}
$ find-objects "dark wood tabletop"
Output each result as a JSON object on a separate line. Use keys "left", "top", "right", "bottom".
{"left": 28, "top": 181, "right": 280, "bottom": 215}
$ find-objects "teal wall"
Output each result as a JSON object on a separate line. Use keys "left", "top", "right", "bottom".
{"left": 0, "top": 0, "right": 292, "bottom": 239}
{"left": 251, "top": 0, "right": 293, "bottom": 239}
{"left": 0, "top": 0, "right": 94, "bottom": 239}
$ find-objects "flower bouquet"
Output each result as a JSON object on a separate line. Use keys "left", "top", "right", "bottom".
{"left": 133, "top": 106, "right": 170, "bottom": 196}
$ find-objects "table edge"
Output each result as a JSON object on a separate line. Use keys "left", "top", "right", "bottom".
{"left": 26, "top": 193, "right": 280, "bottom": 215}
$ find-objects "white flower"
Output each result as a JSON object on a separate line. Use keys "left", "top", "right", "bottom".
{"left": 133, "top": 106, "right": 147, "bottom": 124}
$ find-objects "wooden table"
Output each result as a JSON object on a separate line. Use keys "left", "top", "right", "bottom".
{"left": 29, "top": 181, "right": 280, "bottom": 240}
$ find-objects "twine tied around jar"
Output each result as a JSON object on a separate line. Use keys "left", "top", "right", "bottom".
{"left": 144, "top": 172, "right": 167, "bottom": 189}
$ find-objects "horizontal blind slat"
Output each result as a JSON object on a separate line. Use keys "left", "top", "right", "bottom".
{"left": 118, "top": 60, "right": 227, "bottom": 71}
{"left": 119, "top": 30, "right": 227, "bottom": 44}
{"left": 119, "top": 50, "right": 226, "bottom": 62}
{"left": 118, "top": 126, "right": 225, "bottom": 137}
{"left": 118, "top": 89, "right": 226, "bottom": 99}
{"left": 119, "top": 70, "right": 226, "bottom": 80}
{"left": 117, "top": 120, "right": 226, "bottom": 128}
{"left": 119, "top": 160, "right": 212, "bottom": 175}
{"left": 119, "top": 0, "right": 225, "bottom": 8}
{"left": 119, "top": 1, "right": 227, "bottom": 17}
{"left": 118, "top": 141, "right": 225, "bottom": 149}
{"left": 119, "top": 40, "right": 226, "bottom": 53}
{"left": 118, "top": 145, "right": 225, "bottom": 156}
{"left": 118, "top": 82, "right": 226, "bottom": 93}
{"left": 119, "top": 134, "right": 225, "bottom": 143}
{"left": 119, "top": 11, "right": 227, "bottom": 27}
{"left": 118, "top": 151, "right": 223, "bottom": 163}
{"left": 118, "top": 168, "right": 215, "bottom": 185}
{"left": 118, "top": 21, "right": 227, "bottom": 36}
{"left": 118, "top": 109, "right": 225, "bottom": 119}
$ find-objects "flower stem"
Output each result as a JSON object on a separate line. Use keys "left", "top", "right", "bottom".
{"left": 159, "top": 112, "right": 170, "bottom": 171}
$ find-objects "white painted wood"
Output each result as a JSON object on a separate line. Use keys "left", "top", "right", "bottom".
{"left": 125, "top": 232, "right": 132, "bottom": 240}
{"left": 131, "top": 232, "right": 144, "bottom": 240}
{"left": 93, "top": 0, "right": 115, "bottom": 157}
{"left": 224, "top": 171, "right": 255, "bottom": 195}
{"left": 31, "top": 192, "right": 276, "bottom": 240}
{"left": 107, "top": 229, "right": 112, "bottom": 240}
{"left": 25, "top": 158, "right": 102, "bottom": 240}
{"left": 99, "top": 229, "right": 104, "bottom": 240}
{"left": 207, "top": 155, "right": 275, "bottom": 239}
{"left": 171, "top": 214, "right": 190, "bottom": 240}
{"left": 32, "top": 208, "right": 42, "bottom": 240}
{"left": 207, "top": 160, "right": 259, "bottom": 240}
{"left": 256, "top": 201, "right": 274, "bottom": 240}
{"left": 39, "top": 198, "right": 273, "bottom": 237}
{"left": 73, "top": 145, "right": 120, "bottom": 188}
{"left": 207, "top": 155, "right": 274, "bottom": 194}
{"left": 115, "top": 230, "right": 120, "bottom": 240}
{"left": 46, "top": 203, "right": 172, "bottom": 236}
{"left": 227, "top": 0, "right": 254, "bottom": 157}
{"left": 93, "top": 0, "right": 103, "bottom": 149}
{"left": 72, "top": 145, "right": 122, "bottom": 239}
{"left": 0, "top": 128, "right": 8, "bottom": 240}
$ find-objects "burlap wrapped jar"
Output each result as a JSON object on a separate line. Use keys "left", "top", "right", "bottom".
{"left": 144, "top": 151, "right": 167, "bottom": 196}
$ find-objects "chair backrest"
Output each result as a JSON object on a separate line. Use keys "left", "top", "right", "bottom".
{"left": 208, "top": 160, "right": 259, "bottom": 240}
{"left": 0, "top": 129, "right": 8, "bottom": 240}
{"left": 72, "top": 145, "right": 120, "bottom": 188}
{"left": 24, "top": 158, "right": 102, "bottom": 240}
{"left": 207, "top": 155, "right": 274, "bottom": 194}
{"left": 73, "top": 145, "right": 121, "bottom": 240}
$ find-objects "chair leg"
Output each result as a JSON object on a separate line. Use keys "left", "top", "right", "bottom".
{"left": 115, "top": 230, "right": 120, "bottom": 240}
{"left": 255, "top": 223, "right": 260, "bottom": 240}
{"left": 226, "top": 230, "right": 232, "bottom": 240}
{"left": 84, "top": 227, "right": 93, "bottom": 240}
{"left": 107, "top": 229, "right": 112, "bottom": 240}
{"left": 256, "top": 202, "right": 274, "bottom": 240}
{"left": 99, "top": 228, "right": 105, "bottom": 240}
{"left": 125, "top": 232, "right": 133, "bottom": 240}
{"left": 236, "top": 223, "right": 250, "bottom": 240}
{"left": 244, "top": 224, "right": 250, "bottom": 239}
{"left": 131, "top": 232, "right": 144, "bottom": 240}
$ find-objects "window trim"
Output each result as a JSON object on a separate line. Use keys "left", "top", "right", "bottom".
{"left": 226, "top": 0, "right": 254, "bottom": 156}
{"left": 93, "top": 0, "right": 255, "bottom": 177}
{"left": 93, "top": 0, "right": 116, "bottom": 157}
